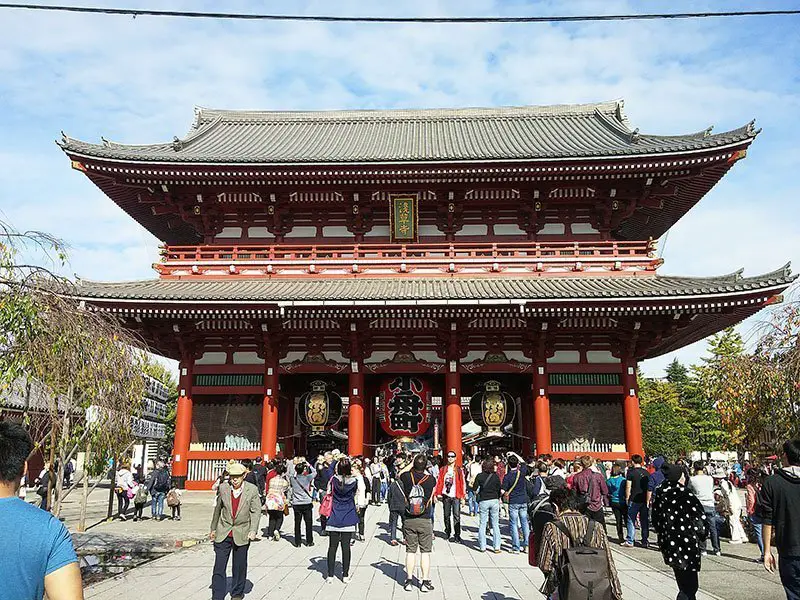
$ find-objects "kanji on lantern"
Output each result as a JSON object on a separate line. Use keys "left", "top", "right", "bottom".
{"left": 379, "top": 375, "right": 431, "bottom": 437}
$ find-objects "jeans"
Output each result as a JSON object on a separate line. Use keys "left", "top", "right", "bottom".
{"left": 478, "top": 499, "right": 501, "bottom": 551}
{"left": 467, "top": 489, "right": 478, "bottom": 515}
{"left": 293, "top": 504, "right": 313, "bottom": 545}
{"left": 151, "top": 491, "right": 165, "bottom": 518}
{"left": 703, "top": 507, "right": 721, "bottom": 553}
{"left": 779, "top": 555, "right": 800, "bottom": 600}
{"left": 673, "top": 568, "right": 699, "bottom": 600}
{"left": 750, "top": 514, "right": 764, "bottom": 558}
{"left": 389, "top": 510, "right": 403, "bottom": 542}
{"left": 116, "top": 491, "right": 130, "bottom": 517}
{"left": 212, "top": 537, "right": 249, "bottom": 600}
{"left": 380, "top": 481, "right": 388, "bottom": 501}
{"left": 509, "top": 503, "right": 530, "bottom": 551}
{"left": 327, "top": 531, "right": 352, "bottom": 578}
{"left": 442, "top": 497, "right": 461, "bottom": 540}
{"left": 626, "top": 502, "right": 649, "bottom": 545}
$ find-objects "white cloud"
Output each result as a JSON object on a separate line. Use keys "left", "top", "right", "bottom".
{"left": 1, "top": 0, "right": 797, "bottom": 370}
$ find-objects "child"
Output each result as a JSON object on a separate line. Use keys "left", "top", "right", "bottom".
{"left": 133, "top": 482, "right": 149, "bottom": 521}
{"left": 386, "top": 477, "right": 405, "bottom": 546}
{"left": 166, "top": 486, "right": 183, "bottom": 521}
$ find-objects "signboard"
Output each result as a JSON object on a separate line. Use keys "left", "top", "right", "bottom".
{"left": 379, "top": 375, "right": 432, "bottom": 437}
{"left": 389, "top": 194, "right": 419, "bottom": 242}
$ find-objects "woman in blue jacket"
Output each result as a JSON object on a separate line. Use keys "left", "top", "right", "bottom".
{"left": 606, "top": 463, "right": 627, "bottom": 542}
{"left": 325, "top": 458, "right": 359, "bottom": 584}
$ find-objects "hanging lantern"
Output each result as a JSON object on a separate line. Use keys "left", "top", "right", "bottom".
{"left": 378, "top": 375, "right": 432, "bottom": 437}
{"left": 298, "top": 380, "right": 343, "bottom": 434}
{"left": 469, "top": 380, "right": 516, "bottom": 435}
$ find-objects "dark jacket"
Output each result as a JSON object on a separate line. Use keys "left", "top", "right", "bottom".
{"left": 387, "top": 479, "right": 406, "bottom": 512}
{"left": 472, "top": 472, "right": 502, "bottom": 502}
{"left": 501, "top": 468, "right": 527, "bottom": 505}
{"left": 652, "top": 481, "right": 707, "bottom": 572}
{"left": 759, "top": 467, "right": 800, "bottom": 555}
{"left": 327, "top": 476, "right": 359, "bottom": 528}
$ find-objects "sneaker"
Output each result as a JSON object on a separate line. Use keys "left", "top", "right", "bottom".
{"left": 420, "top": 580, "right": 434, "bottom": 593}
{"left": 713, "top": 550, "right": 722, "bottom": 556}
{"left": 403, "top": 579, "right": 414, "bottom": 592}
{"left": 294, "top": 542, "right": 302, "bottom": 548}
{"left": 273, "top": 531, "right": 280, "bottom": 541}
{"left": 307, "top": 541, "right": 315, "bottom": 547}
{"left": 342, "top": 576, "right": 350, "bottom": 584}
{"left": 132, "top": 517, "right": 139, "bottom": 522}
{"left": 493, "top": 548, "right": 502, "bottom": 554}
{"left": 390, "top": 540, "right": 399, "bottom": 547}
{"left": 448, "top": 537, "right": 455, "bottom": 543}
{"left": 453, "top": 538, "right": 462, "bottom": 544}
{"left": 175, "top": 516, "right": 181, "bottom": 521}
{"left": 701, "top": 551, "right": 708, "bottom": 556}
{"left": 324, "top": 576, "right": 333, "bottom": 585}
{"left": 620, "top": 542, "right": 634, "bottom": 548}
{"left": 520, "top": 547, "right": 527, "bottom": 554}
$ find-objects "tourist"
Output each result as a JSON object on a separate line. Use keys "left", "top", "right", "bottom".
{"left": 502, "top": 453, "right": 530, "bottom": 553}
{"left": 622, "top": 454, "right": 650, "bottom": 548}
{"left": 688, "top": 461, "right": 721, "bottom": 556}
{"left": 265, "top": 462, "right": 290, "bottom": 541}
{"left": 647, "top": 456, "right": 666, "bottom": 508}
{"left": 114, "top": 460, "right": 135, "bottom": 521}
{"left": 63, "top": 458, "right": 74, "bottom": 488}
{"left": 537, "top": 488, "right": 623, "bottom": 600}
{"left": 132, "top": 480, "right": 148, "bottom": 522}
{"left": 713, "top": 468, "right": 746, "bottom": 543}
{"left": 435, "top": 450, "right": 465, "bottom": 543}
{"left": 313, "top": 458, "right": 328, "bottom": 503}
{"left": 746, "top": 469, "right": 765, "bottom": 563}
{"left": 467, "top": 454, "right": 482, "bottom": 516}
{"left": 528, "top": 474, "right": 566, "bottom": 567}
{"left": 368, "top": 458, "right": 383, "bottom": 505}
{"left": 148, "top": 460, "right": 171, "bottom": 521}
{"left": 352, "top": 459, "right": 369, "bottom": 543}
{"left": 472, "top": 458, "right": 502, "bottom": 553}
{"left": 387, "top": 470, "right": 406, "bottom": 546}
{"left": 530, "top": 461, "right": 551, "bottom": 498}
{"left": 380, "top": 458, "right": 390, "bottom": 502}
{"left": 167, "top": 486, "right": 182, "bottom": 521}
{"left": 325, "top": 458, "right": 358, "bottom": 584}
{"left": 34, "top": 462, "right": 51, "bottom": 511}
{"left": 400, "top": 454, "right": 436, "bottom": 592}
{"left": 651, "top": 463, "right": 708, "bottom": 600}
{"left": 242, "top": 458, "right": 264, "bottom": 506}
{"left": 0, "top": 423, "right": 83, "bottom": 600}
{"left": 606, "top": 463, "right": 627, "bottom": 542}
{"left": 210, "top": 462, "right": 261, "bottom": 600}
{"left": 760, "top": 439, "right": 800, "bottom": 600}
{"left": 572, "top": 455, "right": 609, "bottom": 530}
{"left": 290, "top": 458, "right": 315, "bottom": 547}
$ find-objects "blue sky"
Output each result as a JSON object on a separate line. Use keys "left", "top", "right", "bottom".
{"left": 1, "top": 0, "right": 798, "bottom": 377}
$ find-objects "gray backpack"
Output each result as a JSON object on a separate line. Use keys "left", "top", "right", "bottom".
{"left": 554, "top": 519, "right": 612, "bottom": 600}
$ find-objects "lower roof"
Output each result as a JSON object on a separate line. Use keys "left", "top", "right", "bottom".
{"left": 74, "top": 266, "right": 794, "bottom": 305}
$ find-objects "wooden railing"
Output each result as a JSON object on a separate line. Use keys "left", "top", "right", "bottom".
{"left": 154, "top": 240, "right": 659, "bottom": 278}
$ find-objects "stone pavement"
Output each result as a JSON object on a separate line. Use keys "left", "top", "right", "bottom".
{"left": 79, "top": 496, "right": 785, "bottom": 600}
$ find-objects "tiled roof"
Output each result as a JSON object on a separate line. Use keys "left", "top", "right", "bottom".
{"left": 59, "top": 101, "right": 757, "bottom": 164}
{"left": 74, "top": 265, "right": 794, "bottom": 304}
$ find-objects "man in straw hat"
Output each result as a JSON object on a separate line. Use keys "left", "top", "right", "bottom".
{"left": 210, "top": 461, "right": 262, "bottom": 600}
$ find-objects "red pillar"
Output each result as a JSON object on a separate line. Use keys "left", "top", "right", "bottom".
{"left": 172, "top": 357, "right": 194, "bottom": 487}
{"left": 533, "top": 365, "right": 552, "bottom": 456}
{"left": 261, "top": 359, "right": 279, "bottom": 460}
{"left": 622, "top": 362, "right": 644, "bottom": 457}
{"left": 445, "top": 366, "right": 463, "bottom": 465}
{"left": 348, "top": 367, "right": 365, "bottom": 457}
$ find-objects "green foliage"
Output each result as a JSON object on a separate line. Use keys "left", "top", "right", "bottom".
{"left": 641, "top": 399, "right": 692, "bottom": 459}
{"left": 703, "top": 327, "right": 745, "bottom": 362}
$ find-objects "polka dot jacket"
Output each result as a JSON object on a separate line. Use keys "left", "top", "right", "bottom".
{"left": 651, "top": 481, "right": 708, "bottom": 571}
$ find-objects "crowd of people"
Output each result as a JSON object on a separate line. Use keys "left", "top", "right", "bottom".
{"left": 1, "top": 418, "right": 799, "bottom": 600}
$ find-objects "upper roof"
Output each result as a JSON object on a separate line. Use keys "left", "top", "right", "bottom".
{"left": 60, "top": 100, "right": 757, "bottom": 164}
{"left": 74, "top": 265, "right": 793, "bottom": 304}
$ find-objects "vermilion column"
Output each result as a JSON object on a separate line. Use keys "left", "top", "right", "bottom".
{"left": 348, "top": 367, "right": 365, "bottom": 457}
{"left": 445, "top": 366, "right": 463, "bottom": 465}
{"left": 533, "top": 365, "right": 552, "bottom": 456}
{"left": 261, "top": 359, "right": 279, "bottom": 460}
{"left": 172, "top": 357, "right": 194, "bottom": 487}
{"left": 622, "top": 363, "right": 644, "bottom": 457}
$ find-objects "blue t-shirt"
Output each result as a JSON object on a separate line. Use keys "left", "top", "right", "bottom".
{"left": 0, "top": 496, "right": 78, "bottom": 600}
{"left": 606, "top": 475, "right": 626, "bottom": 505}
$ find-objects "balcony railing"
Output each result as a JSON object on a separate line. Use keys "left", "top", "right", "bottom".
{"left": 154, "top": 240, "right": 659, "bottom": 278}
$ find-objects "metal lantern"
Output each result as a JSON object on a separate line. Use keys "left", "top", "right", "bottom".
{"left": 378, "top": 375, "right": 432, "bottom": 437}
{"left": 298, "top": 380, "right": 343, "bottom": 434}
{"left": 469, "top": 380, "right": 516, "bottom": 434}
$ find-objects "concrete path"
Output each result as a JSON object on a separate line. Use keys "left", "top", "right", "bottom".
{"left": 78, "top": 497, "right": 784, "bottom": 600}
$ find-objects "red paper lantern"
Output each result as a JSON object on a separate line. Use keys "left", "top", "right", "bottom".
{"left": 378, "top": 375, "right": 432, "bottom": 437}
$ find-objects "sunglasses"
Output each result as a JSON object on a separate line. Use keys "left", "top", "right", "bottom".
{"left": 447, "top": 454, "right": 456, "bottom": 458}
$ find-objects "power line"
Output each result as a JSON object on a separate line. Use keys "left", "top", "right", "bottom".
{"left": 0, "top": 3, "right": 799, "bottom": 24}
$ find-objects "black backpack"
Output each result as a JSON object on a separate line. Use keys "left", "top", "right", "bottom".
{"left": 554, "top": 519, "right": 613, "bottom": 600}
{"left": 154, "top": 469, "right": 171, "bottom": 492}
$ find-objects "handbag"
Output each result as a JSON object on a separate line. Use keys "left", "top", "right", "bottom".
{"left": 283, "top": 503, "right": 290, "bottom": 516}
{"left": 319, "top": 480, "right": 334, "bottom": 518}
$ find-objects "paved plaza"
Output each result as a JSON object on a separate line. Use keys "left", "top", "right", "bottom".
{"left": 76, "top": 492, "right": 786, "bottom": 600}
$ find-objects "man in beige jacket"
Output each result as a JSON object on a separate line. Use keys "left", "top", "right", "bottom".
{"left": 210, "top": 462, "right": 262, "bottom": 600}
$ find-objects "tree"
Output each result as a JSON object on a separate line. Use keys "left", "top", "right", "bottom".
{"left": 665, "top": 358, "right": 690, "bottom": 394}
{"left": 641, "top": 399, "right": 692, "bottom": 459}
{"left": 0, "top": 219, "right": 146, "bottom": 516}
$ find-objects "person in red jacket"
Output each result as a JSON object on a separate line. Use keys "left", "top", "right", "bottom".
{"left": 435, "top": 451, "right": 466, "bottom": 543}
